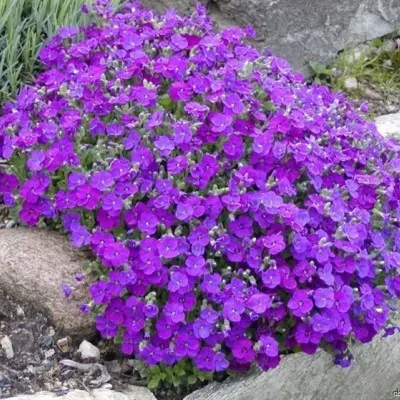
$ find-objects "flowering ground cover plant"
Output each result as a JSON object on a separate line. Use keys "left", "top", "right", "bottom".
{"left": 1, "top": 0, "right": 400, "bottom": 388}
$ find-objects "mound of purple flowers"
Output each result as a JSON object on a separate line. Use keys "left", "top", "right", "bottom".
{"left": 1, "top": 0, "right": 400, "bottom": 375}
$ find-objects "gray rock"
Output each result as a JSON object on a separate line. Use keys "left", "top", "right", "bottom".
{"left": 6, "top": 386, "right": 157, "bottom": 400}
{"left": 184, "top": 333, "right": 400, "bottom": 400}
{"left": 78, "top": 340, "right": 101, "bottom": 360}
{"left": 141, "top": 0, "right": 400, "bottom": 74}
{"left": 0, "top": 228, "right": 92, "bottom": 340}
{"left": 376, "top": 111, "right": 400, "bottom": 138}
{"left": 1, "top": 335, "right": 14, "bottom": 359}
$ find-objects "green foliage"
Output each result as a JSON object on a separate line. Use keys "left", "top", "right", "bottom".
{"left": 132, "top": 360, "right": 213, "bottom": 390}
{"left": 309, "top": 37, "right": 400, "bottom": 98}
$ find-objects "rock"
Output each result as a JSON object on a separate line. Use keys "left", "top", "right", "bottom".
{"left": 0, "top": 228, "right": 92, "bottom": 340}
{"left": 77, "top": 340, "right": 100, "bottom": 360}
{"left": 1, "top": 335, "right": 14, "bottom": 359}
{"left": 376, "top": 111, "right": 400, "bottom": 138}
{"left": 141, "top": 0, "right": 400, "bottom": 74}
{"left": 344, "top": 77, "right": 358, "bottom": 90}
{"left": 184, "top": 333, "right": 400, "bottom": 400}
{"left": 6, "top": 386, "right": 157, "bottom": 400}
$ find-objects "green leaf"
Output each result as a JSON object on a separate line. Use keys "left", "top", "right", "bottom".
{"left": 147, "top": 377, "right": 160, "bottom": 389}
{"left": 187, "top": 375, "right": 197, "bottom": 385}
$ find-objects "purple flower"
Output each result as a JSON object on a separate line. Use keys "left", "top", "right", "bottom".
{"left": 194, "top": 346, "right": 215, "bottom": 372}
{"left": 168, "top": 271, "right": 189, "bottom": 292}
{"left": 262, "top": 233, "right": 286, "bottom": 255}
{"left": 90, "top": 171, "right": 114, "bottom": 192}
{"left": 261, "top": 269, "right": 281, "bottom": 289}
{"left": 247, "top": 293, "right": 272, "bottom": 314}
{"left": 27, "top": 150, "right": 46, "bottom": 171}
{"left": 313, "top": 287, "right": 334, "bottom": 309}
{"left": 103, "top": 242, "right": 129, "bottom": 267}
{"left": 259, "top": 335, "right": 279, "bottom": 357}
{"left": 223, "top": 299, "right": 245, "bottom": 322}
{"left": 163, "top": 302, "right": 185, "bottom": 323}
{"left": 288, "top": 290, "right": 313, "bottom": 317}
{"left": 70, "top": 223, "right": 91, "bottom": 247}
{"left": 61, "top": 283, "right": 72, "bottom": 298}
{"left": 186, "top": 255, "right": 206, "bottom": 277}
{"left": 96, "top": 316, "right": 118, "bottom": 338}
{"left": 214, "top": 352, "right": 229, "bottom": 372}
{"left": 210, "top": 113, "right": 232, "bottom": 133}
{"left": 232, "top": 338, "right": 255, "bottom": 364}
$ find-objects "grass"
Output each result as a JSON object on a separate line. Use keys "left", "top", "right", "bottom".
{"left": 309, "top": 32, "right": 400, "bottom": 98}
{"left": 0, "top": 0, "right": 121, "bottom": 102}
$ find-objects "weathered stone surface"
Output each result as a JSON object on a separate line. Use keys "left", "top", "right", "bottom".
{"left": 0, "top": 228, "right": 92, "bottom": 339}
{"left": 376, "top": 112, "right": 400, "bottom": 138}
{"left": 141, "top": 0, "right": 400, "bottom": 74}
{"left": 184, "top": 333, "right": 400, "bottom": 400}
{"left": 7, "top": 387, "right": 157, "bottom": 400}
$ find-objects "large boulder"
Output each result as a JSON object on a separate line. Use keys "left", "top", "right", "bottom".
{"left": 141, "top": 0, "right": 400, "bottom": 74}
{"left": 184, "top": 333, "right": 400, "bottom": 400}
{"left": 0, "top": 228, "right": 92, "bottom": 339}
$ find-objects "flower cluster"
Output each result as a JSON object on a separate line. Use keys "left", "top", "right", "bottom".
{"left": 1, "top": 0, "right": 400, "bottom": 375}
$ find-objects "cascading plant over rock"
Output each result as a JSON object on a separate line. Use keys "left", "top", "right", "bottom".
{"left": 1, "top": 0, "right": 400, "bottom": 387}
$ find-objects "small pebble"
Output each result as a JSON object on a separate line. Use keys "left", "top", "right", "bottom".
{"left": 101, "top": 383, "right": 113, "bottom": 390}
{"left": 78, "top": 340, "right": 100, "bottom": 360}
{"left": 42, "top": 359, "right": 52, "bottom": 370}
{"left": 1, "top": 336, "right": 14, "bottom": 359}
{"left": 344, "top": 77, "right": 358, "bottom": 90}
{"left": 5, "top": 220, "right": 15, "bottom": 229}
{"left": 41, "top": 335, "right": 53, "bottom": 348}
{"left": 16, "top": 306, "right": 25, "bottom": 317}
{"left": 45, "top": 349, "right": 55, "bottom": 358}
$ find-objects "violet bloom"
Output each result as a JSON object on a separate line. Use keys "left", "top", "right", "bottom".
{"left": 96, "top": 316, "right": 118, "bottom": 339}
{"left": 163, "top": 302, "right": 185, "bottom": 324}
{"left": 103, "top": 242, "right": 129, "bottom": 267}
{"left": 247, "top": 293, "right": 272, "bottom": 314}
{"left": 75, "top": 184, "right": 101, "bottom": 209}
{"left": 193, "top": 319, "right": 213, "bottom": 339}
{"left": 168, "top": 271, "right": 189, "bottom": 292}
{"left": 27, "top": 150, "right": 46, "bottom": 171}
{"left": 138, "top": 211, "right": 158, "bottom": 235}
{"left": 185, "top": 255, "right": 206, "bottom": 277}
{"left": 259, "top": 335, "right": 279, "bottom": 357}
{"left": 313, "top": 287, "right": 335, "bottom": 309}
{"left": 232, "top": 338, "right": 255, "bottom": 364}
{"left": 70, "top": 224, "right": 91, "bottom": 247}
{"left": 158, "top": 236, "right": 180, "bottom": 259}
{"left": 101, "top": 192, "right": 123, "bottom": 216}
{"left": 61, "top": 283, "right": 72, "bottom": 298}
{"left": 214, "top": 352, "right": 229, "bottom": 372}
{"left": 262, "top": 233, "right": 286, "bottom": 255}
{"left": 90, "top": 171, "right": 114, "bottom": 192}
{"left": 194, "top": 346, "right": 215, "bottom": 372}
{"left": 210, "top": 113, "right": 232, "bottom": 133}
{"left": 222, "top": 299, "right": 245, "bottom": 322}
{"left": 288, "top": 290, "right": 313, "bottom": 317}
{"left": 261, "top": 269, "right": 281, "bottom": 289}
